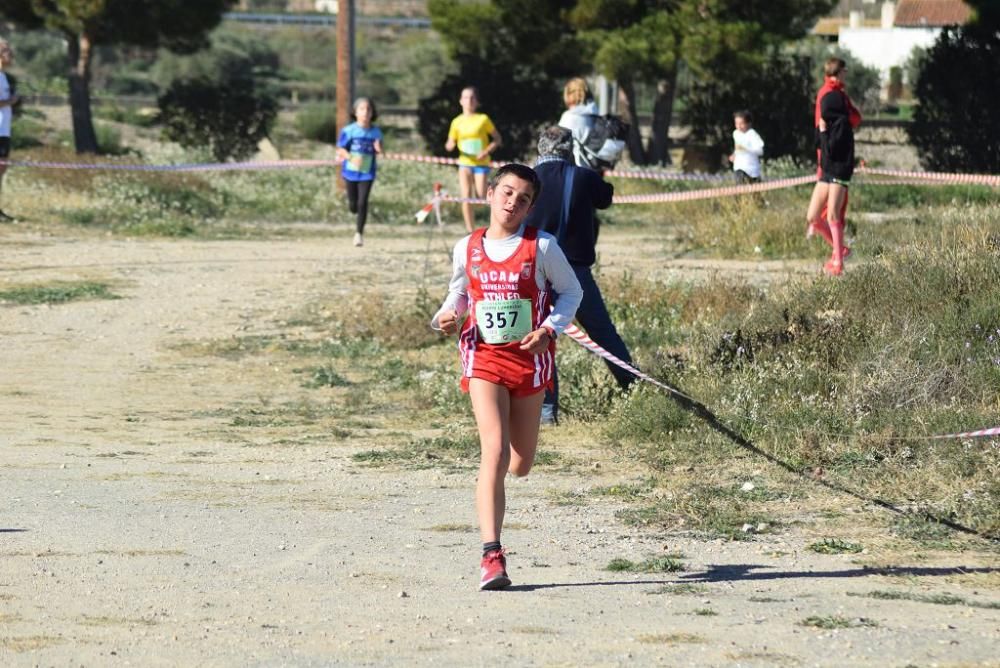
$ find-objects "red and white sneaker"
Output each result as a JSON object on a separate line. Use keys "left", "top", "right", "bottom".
{"left": 479, "top": 549, "right": 511, "bottom": 591}
{"left": 823, "top": 258, "right": 844, "bottom": 276}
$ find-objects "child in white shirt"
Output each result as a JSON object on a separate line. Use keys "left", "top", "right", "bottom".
{"left": 728, "top": 109, "right": 764, "bottom": 184}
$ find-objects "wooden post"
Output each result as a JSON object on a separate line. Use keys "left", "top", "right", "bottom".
{"left": 336, "top": 0, "right": 355, "bottom": 192}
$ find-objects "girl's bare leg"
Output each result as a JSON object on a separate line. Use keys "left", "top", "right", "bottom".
{"left": 824, "top": 183, "right": 849, "bottom": 275}
{"left": 469, "top": 379, "right": 511, "bottom": 543}
{"left": 508, "top": 390, "right": 545, "bottom": 477}
{"left": 458, "top": 168, "right": 476, "bottom": 233}
{"left": 806, "top": 180, "right": 833, "bottom": 248}
{"left": 473, "top": 170, "right": 489, "bottom": 199}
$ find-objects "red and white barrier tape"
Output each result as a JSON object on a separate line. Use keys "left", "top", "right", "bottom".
{"left": 605, "top": 167, "right": 731, "bottom": 182}
{"left": 930, "top": 426, "right": 1000, "bottom": 440}
{"left": 414, "top": 174, "right": 816, "bottom": 215}
{"left": 439, "top": 194, "right": 487, "bottom": 204}
{"left": 858, "top": 166, "right": 1000, "bottom": 187}
{"left": 613, "top": 174, "right": 816, "bottom": 203}
{"left": 5, "top": 152, "right": 997, "bottom": 189}
{"left": 384, "top": 152, "right": 775, "bottom": 183}
{"left": 562, "top": 323, "right": 696, "bottom": 403}
{"left": 0, "top": 158, "right": 336, "bottom": 172}
{"left": 383, "top": 152, "right": 494, "bottom": 168}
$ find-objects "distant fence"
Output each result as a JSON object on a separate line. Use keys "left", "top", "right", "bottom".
{"left": 23, "top": 96, "right": 913, "bottom": 131}
{"left": 20, "top": 94, "right": 423, "bottom": 117}
{"left": 223, "top": 12, "right": 431, "bottom": 28}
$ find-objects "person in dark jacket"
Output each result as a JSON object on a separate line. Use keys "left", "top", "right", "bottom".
{"left": 524, "top": 126, "right": 634, "bottom": 424}
{"left": 806, "top": 57, "right": 861, "bottom": 276}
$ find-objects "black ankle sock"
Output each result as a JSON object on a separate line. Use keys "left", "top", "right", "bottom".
{"left": 482, "top": 541, "right": 501, "bottom": 556}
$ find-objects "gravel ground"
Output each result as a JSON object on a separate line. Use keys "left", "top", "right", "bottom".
{"left": 1, "top": 226, "right": 997, "bottom": 667}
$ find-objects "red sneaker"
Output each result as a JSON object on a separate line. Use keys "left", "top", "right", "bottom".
{"left": 823, "top": 258, "right": 844, "bottom": 276}
{"left": 479, "top": 549, "right": 511, "bottom": 591}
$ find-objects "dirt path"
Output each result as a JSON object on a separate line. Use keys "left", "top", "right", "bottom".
{"left": 0, "top": 225, "right": 997, "bottom": 666}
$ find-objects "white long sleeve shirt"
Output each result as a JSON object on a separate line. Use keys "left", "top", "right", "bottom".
{"left": 431, "top": 225, "right": 583, "bottom": 336}
{"left": 731, "top": 127, "right": 764, "bottom": 178}
{"left": 558, "top": 101, "right": 599, "bottom": 169}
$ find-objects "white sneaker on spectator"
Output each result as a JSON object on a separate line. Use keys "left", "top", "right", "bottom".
{"left": 540, "top": 403, "right": 557, "bottom": 426}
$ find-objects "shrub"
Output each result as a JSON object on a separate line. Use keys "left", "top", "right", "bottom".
{"left": 11, "top": 117, "right": 46, "bottom": 149}
{"left": 159, "top": 74, "right": 278, "bottom": 162}
{"left": 93, "top": 104, "right": 159, "bottom": 128}
{"left": 909, "top": 24, "right": 1000, "bottom": 173}
{"left": 295, "top": 103, "right": 339, "bottom": 143}
{"left": 157, "top": 40, "right": 280, "bottom": 162}
{"left": 94, "top": 123, "right": 129, "bottom": 156}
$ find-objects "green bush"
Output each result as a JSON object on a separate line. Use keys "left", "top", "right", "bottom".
{"left": 10, "top": 117, "right": 46, "bottom": 149}
{"left": 94, "top": 123, "right": 130, "bottom": 156}
{"left": 157, "top": 35, "right": 281, "bottom": 162}
{"left": 295, "top": 103, "right": 338, "bottom": 144}
{"left": 93, "top": 104, "right": 159, "bottom": 128}
{"left": 159, "top": 73, "right": 279, "bottom": 162}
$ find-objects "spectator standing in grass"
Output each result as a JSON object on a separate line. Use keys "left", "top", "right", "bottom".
{"left": 337, "top": 97, "right": 383, "bottom": 247}
{"left": 524, "top": 126, "right": 634, "bottom": 425}
{"left": 557, "top": 77, "right": 599, "bottom": 169}
{"left": 728, "top": 109, "right": 764, "bottom": 184}
{"left": 807, "top": 57, "right": 862, "bottom": 276}
{"left": 445, "top": 86, "right": 502, "bottom": 233}
{"left": 431, "top": 163, "right": 582, "bottom": 590}
{"left": 0, "top": 39, "right": 19, "bottom": 223}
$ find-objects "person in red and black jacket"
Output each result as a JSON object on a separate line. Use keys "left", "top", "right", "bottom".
{"left": 806, "top": 57, "right": 862, "bottom": 276}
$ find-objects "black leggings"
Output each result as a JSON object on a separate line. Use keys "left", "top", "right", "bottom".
{"left": 345, "top": 179, "right": 374, "bottom": 234}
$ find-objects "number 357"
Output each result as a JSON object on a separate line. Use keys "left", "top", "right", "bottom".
{"left": 483, "top": 311, "right": 518, "bottom": 329}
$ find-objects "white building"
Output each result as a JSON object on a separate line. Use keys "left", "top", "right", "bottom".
{"left": 837, "top": 0, "right": 972, "bottom": 85}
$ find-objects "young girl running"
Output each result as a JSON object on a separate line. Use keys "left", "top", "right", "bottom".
{"left": 0, "top": 39, "right": 19, "bottom": 222}
{"left": 806, "top": 58, "right": 862, "bottom": 276}
{"left": 445, "top": 86, "right": 502, "bottom": 233}
{"left": 432, "top": 163, "right": 582, "bottom": 591}
{"left": 336, "top": 97, "right": 383, "bottom": 247}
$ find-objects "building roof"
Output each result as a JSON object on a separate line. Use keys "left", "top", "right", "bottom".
{"left": 812, "top": 16, "right": 882, "bottom": 36}
{"left": 894, "top": 0, "right": 972, "bottom": 27}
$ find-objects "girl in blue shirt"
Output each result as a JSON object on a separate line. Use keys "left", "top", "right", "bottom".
{"left": 337, "top": 97, "right": 383, "bottom": 247}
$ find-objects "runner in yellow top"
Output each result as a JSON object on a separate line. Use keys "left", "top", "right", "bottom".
{"left": 445, "top": 86, "right": 503, "bottom": 233}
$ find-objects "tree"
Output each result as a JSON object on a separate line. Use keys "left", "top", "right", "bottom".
{"left": 967, "top": 0, "right": 1000, "bottom": 28}
{"left": 157, "top": 32, "right": 281, "bottom": 162}
{"left": 422, "top": 0, "right": 836, "bottom": 165}
{"left": 684, "top": 53, "right": 815, "bottom": 165}
{"left": 420, "top": 0, "right": 584, "bottom": 159}
{"left": 417, "top": 59, "right": 562, "bottom": 162}
{"left": 0, "top": 0, "right": 235, "bottom": 153}
{"left": 792, "top": 40, "right": 881, "bottom": 114}
{"left": 909, "top": 21, "right": 1000, "bottom": 173}
{"left": 569, "top": 0, "right": 836, "bottom": 165}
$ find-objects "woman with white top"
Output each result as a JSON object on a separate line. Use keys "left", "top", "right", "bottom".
{"left": 557, "top": 77, "right": 599, "bottom": 169}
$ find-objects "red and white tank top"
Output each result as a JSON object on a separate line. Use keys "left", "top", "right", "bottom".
{"left": 458, "top": 227, "right": 554, "bottom": 382}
